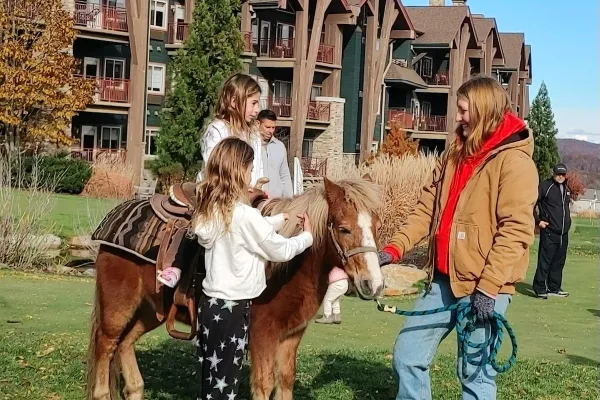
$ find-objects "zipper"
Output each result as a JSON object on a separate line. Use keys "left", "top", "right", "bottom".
{"left": 560, "top": 183, "right": 565, "bottom": 246}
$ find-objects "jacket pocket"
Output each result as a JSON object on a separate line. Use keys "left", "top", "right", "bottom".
{"left": 451, "top": 223, "right": 486, "bottom": 281}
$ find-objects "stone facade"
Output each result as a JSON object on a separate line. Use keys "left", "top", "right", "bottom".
{"left": 310, "top": 97, "right": 345, "bottom": 163}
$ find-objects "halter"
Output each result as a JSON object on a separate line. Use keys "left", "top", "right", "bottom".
{"left": 327, "top": 222, "right": 378, "bottom": 266}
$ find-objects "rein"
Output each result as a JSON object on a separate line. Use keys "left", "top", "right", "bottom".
{"left": 327, "top": 223, "right": 378, "bottom": 265}
{"left": 375, "top": 299, "right": 518, "bottom": 378}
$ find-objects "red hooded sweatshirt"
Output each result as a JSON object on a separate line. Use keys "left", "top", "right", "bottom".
{"left": 434, "top": 112, "right": 526, "bottom": 275}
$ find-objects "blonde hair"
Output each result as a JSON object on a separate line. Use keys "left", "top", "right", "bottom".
{"left": 213, "top": 74, "right": 261, "bottom": 139}
{"left": 192, "top": 137, "right": 254, "bottom": 230}
{"left": 449, "top": 75, "right": 512, "bottom": 163}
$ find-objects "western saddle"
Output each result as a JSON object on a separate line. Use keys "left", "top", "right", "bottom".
{"left": 151, "top": 179, "right": 269, "bottom": 340}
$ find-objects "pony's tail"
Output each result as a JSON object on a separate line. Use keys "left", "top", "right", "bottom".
{"left": 85, "top": 292, "right": 121, "bottom": 400}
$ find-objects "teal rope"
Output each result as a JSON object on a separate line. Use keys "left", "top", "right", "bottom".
{"left": 376, "top": 299, "right": 517, "bottom": 378}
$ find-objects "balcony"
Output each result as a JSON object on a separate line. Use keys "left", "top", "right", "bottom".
{"left": 387, "top": 108, "right": 413, "bottom": 130}
{"left": 268, "top": 98, "right": 330, "bottom": 123}
{"left": 242, "top": 32, "right": 253, "bottom": 53}
{"left": 71, "top": 148, "right": 127, "bottom": 162}
{"left": 258, "top": 38, "right": 295, "bottom": 58}
{"left": 167, "top": 22, "right": 189, "bottom": 45}
{"left": 418, "top": 68, "right": 450, "bottom": 86}
{"left": 74, "top": 2, "right": 128, "bottom": 32}
{"left": 270, "top": 97, "right": 292, "bottom": 118}
{"left": 75, "top": 76, "right": 130, "bottom": 104}
{"left": 416, "top": 115, "right": 447, "bottom": 132}
{"left": 301, "top": 157, "right": 327, "bottom": 177}
{"left": 316, "top": 43, "right": 334, "bottom": 64}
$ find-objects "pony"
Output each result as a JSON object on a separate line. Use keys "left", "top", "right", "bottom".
{"left": 86, "top": 176, "right": 384, "bottom": 400}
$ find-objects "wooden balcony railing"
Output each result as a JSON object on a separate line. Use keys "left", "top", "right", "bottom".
{"left": 418, "top": 68, "right": 450, "bottom": 86}
{"left": 74, "top": 1, "right": 128, "bottom": 32}
{"left": 71, "top": 148, "right": 127, "bottom": 162}
{"left": 316, "top": 43, "right": 334, "bottom": 64}
{"left": 307, "top": 101, "right": 330, "bottom": 122}
{"left": 258, "top": 38, "right": 295, "bottom": 58}
{"left": 417, "top": 115, "right": 447, "bottom": 132}
{"left": 301, "top": 157, "right": 327, "bottom": 177}
{"left": 242, "top": 32, "right": 253, "bottom": 53}
{"left": 75, "top": 76, "right": 130, "bottom": 103}
{"left": 167, "top": 22, "right": 189, "bottom": 44}
{"left": 387, "top": 108, "right": 413, "bottom": 130}
{"left": 270, "top": 97, "right": 293, "bottom": 118}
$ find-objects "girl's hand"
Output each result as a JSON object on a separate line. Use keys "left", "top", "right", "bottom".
{"left": 282, "top": 213, "right": 289, "bottom": 221}
{"left": 297, "top": 213, "right": 311, "bottom": 234}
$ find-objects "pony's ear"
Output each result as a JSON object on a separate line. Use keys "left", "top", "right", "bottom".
{"left": 362, "top": 173, "right": 373, "bottom": 182}
{"left": 323, "top": 177, "right": 344, "bottom": 207}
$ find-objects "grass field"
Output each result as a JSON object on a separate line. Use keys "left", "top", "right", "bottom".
{"left": 0, "top": 217, "right": 597, "bottom": 399}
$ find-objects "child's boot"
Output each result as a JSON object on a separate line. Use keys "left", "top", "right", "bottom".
{"left": 315, "top": 314, "right": 335, "bottom": 324}
{"left": 333, "top": 313, "right": 341, "bottom": 324}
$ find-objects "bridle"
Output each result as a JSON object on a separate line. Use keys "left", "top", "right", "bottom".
{"left": 327, "top": 222, "right": 378, "bottom": 266}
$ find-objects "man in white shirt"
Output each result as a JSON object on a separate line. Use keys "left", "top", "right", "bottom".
{"left": 257, "top": 110, "right": 293, "bottom": 198}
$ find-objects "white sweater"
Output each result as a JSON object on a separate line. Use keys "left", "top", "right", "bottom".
{"left": 194, "top": 204, "right": 313, "bottom": 300}
{"left": 197, "top": 120, "right": 264, "bottom": 186}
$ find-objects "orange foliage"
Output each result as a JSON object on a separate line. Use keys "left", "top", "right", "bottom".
{"left": 379, "top": 123, "right": 419, "bottom": 157}
{"left": 567, "top": 171, "right": 585, "bottom": 201}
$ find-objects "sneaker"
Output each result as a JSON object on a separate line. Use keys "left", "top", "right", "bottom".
{"left": 157, "top": 267, "right": 181, "bottom": 288}
{"left": 548, "top": 290, "right": 569, "bottom": 298}
{"left": 333, "top": 313, "right": 342, "bottom": 324}
{"left": 535, "top": 291, "right": 548, "bottom": 299}
{"left": 315, "top": 315, "right": 335, "bottom": 324}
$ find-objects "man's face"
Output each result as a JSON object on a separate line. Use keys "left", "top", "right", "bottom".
{"left": 259, "top": 118, "right": 277, "bottom": 142}
{"left": 553, "top": 173, "right": 566, "bottom": 184}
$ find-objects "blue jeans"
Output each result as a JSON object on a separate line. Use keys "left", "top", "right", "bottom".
{"left": 392, "top": 274, "right": 511, "bottom": 400}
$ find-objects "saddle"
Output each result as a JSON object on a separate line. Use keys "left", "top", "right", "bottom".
{"left": 152, "top": 179, "right": 269, "bottom": 341}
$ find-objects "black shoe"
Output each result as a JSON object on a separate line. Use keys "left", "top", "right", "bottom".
{"left": 534, "top": 291, "right": 548, "bottom": 299}
{"left": 548, "top": 290, "right": 569, "bottom": 298}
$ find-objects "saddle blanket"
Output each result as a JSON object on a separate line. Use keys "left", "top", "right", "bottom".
{"left": 91, "top": 199, "right": 168, "bottom": 264}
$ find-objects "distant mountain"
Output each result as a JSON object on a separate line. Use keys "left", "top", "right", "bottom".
{"left": 557, "top": 139, "right": 600, "bottom": 189}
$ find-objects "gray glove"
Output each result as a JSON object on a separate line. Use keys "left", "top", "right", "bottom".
{"left": 472, "top": 291, "right": 495, "bottom": 322}
{"left": 378, "top": 251, "right": 394, "bottom": 266}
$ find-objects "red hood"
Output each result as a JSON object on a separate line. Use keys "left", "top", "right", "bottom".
{"left": 468, "top": 111, "right": 526, "bottom": 161}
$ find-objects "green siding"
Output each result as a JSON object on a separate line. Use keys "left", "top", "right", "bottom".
{"left": 340, "top": 26, "right": 364, "bottom": 154}
{"left": 147, "top": 104, "right": 163, "bottom": 126}
{"left": 392, "top": 39, "right": 412, "bottom": 63}
{"left": 374, "top": 114, "right": 382, "bottom": 142}
{"left": 149, "top": 39, "right": 171, "bottom": 64}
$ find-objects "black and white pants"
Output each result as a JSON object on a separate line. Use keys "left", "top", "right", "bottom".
{"left": 196, "top": 296, "right": 250, "bottom": 400}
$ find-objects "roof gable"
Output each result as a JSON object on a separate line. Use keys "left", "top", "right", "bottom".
{"left": 473, "top": 16, "right": 504, "bottom": 63}
{"left": 499, "top": 32, "right": 525, "bottom": 70}
{"left": 406, "top": 6, "right": 477, "bottom": 47}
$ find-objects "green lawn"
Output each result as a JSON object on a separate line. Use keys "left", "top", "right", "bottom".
{"left": 0, "top": 218, "right": 597, "bottom": 399}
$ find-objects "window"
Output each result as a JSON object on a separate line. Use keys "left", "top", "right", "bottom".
{"left": 147, "top": 64, "right": 165, "bottom": 94}
{"left": 422, "top": 102, "right": 432, "bottom": 117}
{"left": 251, "top": 19, "right": 258, "bottom": 44}
{"left": 145, "top": 128, "right": 159, "bottom": 156}
{"left": 273, "top": 81, "right": 292, "bottom": 103}
{"left": 302, "top": 139, "right": 313, "bottom": 158}
{"left": 100, "top": 126, "right": 121, "bottom": 149}
{"left": 418, "top": 56, "right": 433, "bottom": 78}
{"left": 310, "top": 85, "right": 322, "bottom": 101}
{"left": 104, "top": 58, "right": 125, "bottom": 80}
{"left": 150, "top": 0, "right": 167, "bottom": 29}
{"left": 276, "top": 23, "right": 295, "bottom": 45}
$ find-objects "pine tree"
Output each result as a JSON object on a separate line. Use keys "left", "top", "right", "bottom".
{"left": 529, "top": 82, "right": 560, "bottom": 181}
{"left": 151, "top": 0, "right": 243, "bottom": 181}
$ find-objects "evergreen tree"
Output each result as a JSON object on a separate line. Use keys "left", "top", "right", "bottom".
{"left": 529, "top": 82, "right": 560, "bottom": 181}
{"left": 151, "top": 0, "right": 243, "bottom": 181}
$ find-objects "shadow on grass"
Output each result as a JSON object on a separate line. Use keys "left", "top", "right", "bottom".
{"left": 136, "top": 340, "right": 395, "bottom": 399}
{"left": 588, "top": 309, "right": 600, "bottom": 317}
{"left": 515, "top": 282, "right": 538, "bottom": 298}
{"left": 566, "top": 354, "right": 600, "bottom": 367}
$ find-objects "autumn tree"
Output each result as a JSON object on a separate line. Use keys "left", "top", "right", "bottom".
{"left": 380, "top": 123, "right": 419, "bottom": 157}
{"left": 151, "top": 0, "right": 243, "bottom": 180}
{"left": 0, "top": 0, "right": 95, "bottom": 149}
{"left": 529, "top": 82, "right": 560, "bottom": 180}
{"left": 567, "top": 170, "right": 585, "bottom": 201}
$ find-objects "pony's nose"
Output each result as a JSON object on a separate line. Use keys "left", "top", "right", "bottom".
{"left": 360, "top": 280, "right": 374, "bottom": 297}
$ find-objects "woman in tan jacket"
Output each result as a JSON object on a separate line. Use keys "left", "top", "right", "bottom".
{"left": 378, "top": 76, "right": 538, "bottom": 400}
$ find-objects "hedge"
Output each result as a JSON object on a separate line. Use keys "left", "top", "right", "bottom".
{"left": 17, "top": 153, "right": 92, "bottom": 194}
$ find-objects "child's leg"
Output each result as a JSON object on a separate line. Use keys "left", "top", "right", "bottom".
{"left": 197, "top": 296, "right": 251, "bottom": 400}
{"left": 331, "top": 280, "right": 349, "bottom": 315}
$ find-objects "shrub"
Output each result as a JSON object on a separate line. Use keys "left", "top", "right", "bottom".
{"left": 16, "top": 152, "right": 92, "bottom": 194}
{"left": 567, "top": 171, "right": 585, "bottom": 201}
{"left": 327, "top": 152, "right": 437, "bottom": 246}
{"left": 380, "top": 124, "right": 419, "bottom": 157}
{"left": 81, "top": 154, "right": 135, "bottom": 199}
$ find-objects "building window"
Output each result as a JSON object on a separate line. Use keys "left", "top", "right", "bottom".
{"left": 147, "top": 64, "right": 165, "bottom": 94}
{"left": 273, "top": 80, "right": 292, "bottom": 102}
{"left": 251, "top": 19, "right": 258, "bottom": 44}
{"left": 100, "top": 126, "right": 122, "bottom": 149}
{"left": 150, "top": 0, "right": 167, "bottom": 29}
{"left": 145, "top": 128, "right": 159, "bottom": 156}
{"left": 416, "top": 56, "right": 433, "bottom": 78}
{"left": 310, "top": 85, "right": 322, "bottom": 101}
{"left": 302, "top": 139, "right": 313, "bottom": 158}
{"left": 276, "top": 23, "right": 295, "bottom": 45}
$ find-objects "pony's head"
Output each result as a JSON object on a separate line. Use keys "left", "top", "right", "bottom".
{"left": 322, "top": 176, "right": 384, "bottom": 299}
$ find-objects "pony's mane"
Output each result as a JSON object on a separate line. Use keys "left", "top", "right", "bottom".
{"left": 262, "top": 178, "right": 383, "bottom": 250}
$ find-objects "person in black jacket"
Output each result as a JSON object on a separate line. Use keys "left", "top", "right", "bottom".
{"left": 532, "top": 163, "right": 571, "bottom": 298}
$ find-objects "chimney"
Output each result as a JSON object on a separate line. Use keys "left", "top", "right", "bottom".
{"left": 452, "top": 0, "right": 467, "bottom": 5}
{"left": 429, "top": 0, "right": 445, "bottom": 5}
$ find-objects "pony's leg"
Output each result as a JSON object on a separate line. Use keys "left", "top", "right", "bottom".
{"left": 250, "top": 337, "right": 277, "bottom": 400}
{"left": 274, "top": 332, "right": 303, "bottom": 400}
{"left": 119, "top": 314, "right": 160, "bottom": 400}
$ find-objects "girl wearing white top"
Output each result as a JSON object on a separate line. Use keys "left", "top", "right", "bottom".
{"left": 197, "top": 73, "right": 265, "bottom": 185}
{"left": 186, "top": 137, "right": 312, "bottom": 399}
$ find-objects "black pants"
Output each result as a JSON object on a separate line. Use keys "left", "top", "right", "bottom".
{"left": 533, "top": 230, "right": 568, "bottom": 293}
{"left": 196, "top": 296, "right": 250, "bottom": 400}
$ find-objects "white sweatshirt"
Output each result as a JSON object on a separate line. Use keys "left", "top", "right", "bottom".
{"left": 195, "top": 204, "right": 313, "bottom": 300}
{"left": 197, "top": 120, "right": 264, "bottom": 185}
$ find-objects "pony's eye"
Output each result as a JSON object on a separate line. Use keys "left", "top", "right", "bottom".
{"left": 339, "top": 227, "right": 352, "bottom": 234}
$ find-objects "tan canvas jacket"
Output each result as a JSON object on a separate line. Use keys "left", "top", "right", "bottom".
{"left": 389, "top": 129, "right": 539, "bottom": 297}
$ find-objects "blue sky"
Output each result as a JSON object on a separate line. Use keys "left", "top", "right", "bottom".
{"left": 403, "top": 0, "right": 600, "bottom": 142}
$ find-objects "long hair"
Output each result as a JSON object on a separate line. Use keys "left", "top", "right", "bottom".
{"left": 192, "top": 137, "right": 254, "bottom": 231}
{"left": 448, "top": 75, "right": 512, "bottom": 164}
{"left": 213, "top": 74, "right": 261, "bottom": 140}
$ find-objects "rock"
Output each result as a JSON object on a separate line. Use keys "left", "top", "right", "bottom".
{"left": 54, "top": 265, "right": 77, "bottom": 275}
{"left": 70, "top": 249, "right": 94, "bottom": 259}
{"left": 18, "top": 234, "right": 61, "bottom": 250}
{"left": 69, "top": 236, "right": 93, "bottom": 249}
{"left": 83, "top": 268, "right": 96, "bottom": 278}
{"left": 381, "top": 264, "right": 428, "bottom": 297}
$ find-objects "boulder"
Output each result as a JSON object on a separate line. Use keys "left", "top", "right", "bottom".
{"left": 381, "top": 264, "right": 428, "bottom": 297}
{"left": 70, "top": 249, "right": 94, "bottom": 259}
{"left": 37, "top": 234, "right": 62, "bottom": 250}
{"left": 54, "top": 265, "right": 77, "bottom": 275}
{"left": 83, "top": 268, "right": 96, "bottom": 278}
{"left": 69, "top": 236, "right": 93, "bottom": 249}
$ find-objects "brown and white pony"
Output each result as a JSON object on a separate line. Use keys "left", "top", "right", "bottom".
{"left": 86, "top": 177, "right": 384, "bottom": 400}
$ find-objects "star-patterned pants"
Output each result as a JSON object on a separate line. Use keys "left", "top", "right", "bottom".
{"left": 197, "top": 296, "right": 250, "bottom": 400}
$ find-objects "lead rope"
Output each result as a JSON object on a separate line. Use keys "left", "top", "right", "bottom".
{"left": 375, "top": 299, "right": 518, "bottom": 378}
